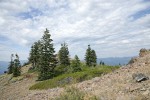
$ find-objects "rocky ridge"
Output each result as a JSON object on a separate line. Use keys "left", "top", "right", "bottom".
{"left": 0, "top": 49, "right": 150, "bottom": 100}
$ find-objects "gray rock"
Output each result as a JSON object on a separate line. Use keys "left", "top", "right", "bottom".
{"left": 57, "top": 77, "right": 73, "bottom": 85}
{"left": 132, "top": 73, "right": 149, "bottom": 82}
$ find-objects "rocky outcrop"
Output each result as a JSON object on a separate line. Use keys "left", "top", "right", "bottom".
{"left": 139, "top": 48, "right": 150, "bottom": 57}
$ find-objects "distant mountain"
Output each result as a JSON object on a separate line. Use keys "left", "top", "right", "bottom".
{"left": 97, "top": 57, "right": 133, "bottom": 66}
{"left": 0, "top": 60, "right": 27, "bottom": 75}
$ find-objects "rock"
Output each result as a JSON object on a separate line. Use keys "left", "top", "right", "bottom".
{"left": 132, "top": 73, "right": 149, "bottom": 82}
{"left": 143, "top": 90, "right": 149, "bottom": 95}
{"left": 139, "top": 48, "right": 150, "bottom": 57}
{"left": 140, "top": 88, "right": 146, "bottom": 91}
{"left": 57, "top": 77, "right": 73, "bottom": 85}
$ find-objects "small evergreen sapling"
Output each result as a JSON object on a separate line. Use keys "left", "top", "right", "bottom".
{"left": 13, "top": 54, "right": 21, "bottom": 77}
{"left": 8, "top": 54, "right": 14, "bottom": 74}
{"left": 71, "top": 55, "right": 81, "bottom": 72}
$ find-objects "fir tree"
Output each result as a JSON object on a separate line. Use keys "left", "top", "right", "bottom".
{"left": 13, "top": 54, "right": 21, "bottom": 77}
{"left": 38, "top": 28, "right": 57, "bottom": 80}
{"left": 29, "top": 40, "right": 41, "bottom": 69}
{"left": 58, "top": 42, "right": 70, "bottom": 66}
{"left": 8, "top": 54, "right": 14, "bottom": 74}
{"left": 85, "top": 45, "right": 97, "bottom": 67}
{"left": 91, "top": 50, "right": 97, "bottom": 67}
{"left": 71, "top": 55, "right": 81, "bottom": 72}
{"left": 99, "top": 61, "right": 105, "bottom": 66}
{"left": 85, "top": 45, "right": 92, "bottom": 66}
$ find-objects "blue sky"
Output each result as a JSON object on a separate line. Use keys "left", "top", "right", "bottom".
{"left": 0, "top": 0, "right": 150, "bottom": 61}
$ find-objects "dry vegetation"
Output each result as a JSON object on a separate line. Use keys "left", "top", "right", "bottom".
{"left": 0, "top": 49, "right": 150, "bottom": 100}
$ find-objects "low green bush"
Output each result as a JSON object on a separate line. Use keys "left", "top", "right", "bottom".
{"left": 30, "top": 65, "right": 119, "bottom": 90}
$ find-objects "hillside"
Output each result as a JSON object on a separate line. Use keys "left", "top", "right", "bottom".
{"left": 0, "top": 49, "right": 150, "bottom": 100}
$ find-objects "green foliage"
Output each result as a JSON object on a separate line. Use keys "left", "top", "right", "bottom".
{"left": 13, "top": 54, "right": 21, "bottom": 77}
{"left": 29, "top": 40, "right": 41, "bottom": 69}
{"left": 8, "top": 54, "right": 14, "bottom": 74}
{"left": 71, "top": 55, "right": 81, "bottom": 73}
{"left": 30, "top": 65, "right": 119, "bottom": 90}
{"left": 58, "top": 42, "right": 70, "bottom": 66}
{"left": 85, "top": 45, "right": 97, "bottom": 67}
{"left": 99, "top": 60, "right": 105, "bottom": 65}
{"left": 55, "top": 87, "right": 98, "bottom": 100}
{"left": 38, "top": 28, "right": 57, "bottom": 80}
{"left": 85, "top": 45, "right": 92, "bottom": 66}
{"left": 91, "top": 50, "right": 97, "bottom": 67}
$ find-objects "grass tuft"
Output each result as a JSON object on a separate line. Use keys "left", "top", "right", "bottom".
{"left": 55, "top": 86, "right": 98, "bottom": 100}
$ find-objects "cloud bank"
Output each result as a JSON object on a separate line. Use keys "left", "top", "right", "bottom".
{"left": 0, "top": 0, "right": 150, "bottom": 61}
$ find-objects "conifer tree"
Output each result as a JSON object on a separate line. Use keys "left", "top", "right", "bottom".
{"left": 8, "top": 54, "right": 14, "bottom": 74}
{"left": 85, "top": 45, "right": 97, "bottom": 67}
{"left": 71, "top": 55, "right": 81, "bottom": 72}
{"left": 58, "top": 42, "right": 70, "bottom": 66}
{"left": 38, "top": 28, "right": 57, "bottom": 80}
{"left": 29, "top": 40, "right": 41, "bottom": 69}
{"left": 99, "top": 61, "right": 105, "bottom": 66}
{"left": 91, "top": 50, "right": 97, "bottom": 67}
{"left": 85, "top": 45, "right": 92, "bottom": 66}
{"left": 13, "top": 54, "right": 21, "bottom": 77}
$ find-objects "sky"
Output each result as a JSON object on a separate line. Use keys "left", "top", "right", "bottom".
{"left": 0, "top": 0, "right": 150, "bottom": 61}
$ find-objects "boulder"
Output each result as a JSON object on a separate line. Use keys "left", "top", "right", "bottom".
{"left": 57, "top": 77, "right": 73, "bottom": 85}
{"left": 132, "top": 73, "right": 149, "bottom": 82}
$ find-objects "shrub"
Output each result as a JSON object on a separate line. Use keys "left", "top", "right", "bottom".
{"left": 30, "top": 66, "right": 119, "bottom": 90}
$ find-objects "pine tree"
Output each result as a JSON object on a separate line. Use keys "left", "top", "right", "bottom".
{"left": 13, "top": 54, "right": 21, "bottom": 77}
{"left": 38, "top": 28, "right": 57, "bottom": 80}
{"left": 85, "top": 45, "right": 97, "bottom": 67}
{"left": 58, "top": 42, "right": 70, "bottom": 66}
{"left": 71, "top": 55, "right": 81, "bottom": 72}
{"left": 85, "top": 45, "right": 92, "bottom": 66}
{"left": 99, "top": 61, "right": 105, "bottom": 66}
{"left": 102, "top": 62, "right": 105, "bottom": 65}
{"left": 99, "top": 61, "right": 102, "bottom": 65}
{"left": 91, "top": 50, "right": 97, "bottom": 67}
{"left": 8, "top": 54, "right": 14, "bottom": 74}
{"left": 29, "top": 40, "right": 41, "bottom": 69}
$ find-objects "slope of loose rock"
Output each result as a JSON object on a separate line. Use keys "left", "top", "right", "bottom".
{"left": 75, "top": 51, "right": 150, "bottom": 100}
{"left": 24, "top": 50, "right": 150, "bottom": 100}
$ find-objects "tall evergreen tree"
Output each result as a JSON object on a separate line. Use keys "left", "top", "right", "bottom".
{"left": 58, "top": 42, "right": 70, "bottom": 66}
{"left": 85, "top": 45, "right": 97, "bottom": 67}
{"left": 38, "top": 28, "right": 57, "bottom": 80}
{"left": 91, "top": 50, "right": 97, "bottom": 67}
{"left": 71, "top": 55, "right": 81, "bottom": 72}
{"left": 29, "top": 40, "right": 41, "bottom": 69}
{"left": 13, "top": 54, "right": 21, "bottom": 77}
{"left": 8, "top": 54, "right": 14, "bottom": 74}
{"left": 85, "top": 45, "right": 92, "bottom": 66}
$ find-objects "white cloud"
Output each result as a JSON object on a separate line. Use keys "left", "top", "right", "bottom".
{"left": 0, "top": 0, "right": 150, "bottom": 61}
